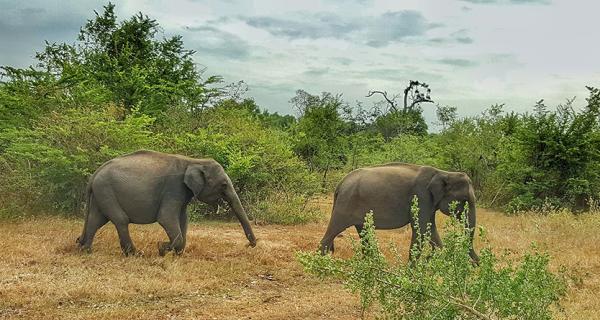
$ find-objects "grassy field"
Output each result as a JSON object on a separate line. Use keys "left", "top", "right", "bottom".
{"left": 1, "top": 197, "right": 599, "bottom": 319}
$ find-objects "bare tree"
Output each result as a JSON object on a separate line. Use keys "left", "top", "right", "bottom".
{"left": 367, "top": 80, "right": 434, "bottom": 113}
{"left": 365, "top": 90, "right": 401, "bottom": 112}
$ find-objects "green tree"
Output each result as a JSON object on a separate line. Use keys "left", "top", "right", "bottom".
{"left": 1, "top": 2, "right": 218, "bottom": 124}
{"left": 216, "top": 98, "right": 296, "bottom": 130}
{"left": 373, "top": 108, "right": 428, "bottom": 139}
{"left": 366, "top": 80, "right": 432, "bottom": 139}
{"left": 499, "top": 91, "right": 600, "bottom": 211}
{"left": 291, "top": 90, "right": 349, "bottom": 187}
{"left": 436, "top": 104, "right": 457, "bottom": 129}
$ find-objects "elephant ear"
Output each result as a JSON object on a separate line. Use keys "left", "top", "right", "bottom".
{"left": 427, "top": 172, "right": 448, "bottom": 206}
{"left": 184, "top": 164, "right": 206, "bottom": 197}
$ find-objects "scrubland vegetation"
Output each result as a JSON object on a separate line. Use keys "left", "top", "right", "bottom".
{"left": 1, "top": 203, "right": 599, "bottom": 319}
{"left": 1, "top": 3, "right": 600, "bottom": 319}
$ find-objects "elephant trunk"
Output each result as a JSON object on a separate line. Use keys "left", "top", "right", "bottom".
{"left": 225, "top": 187, "right": 257, "bottom": 247}
{"left": 466, "top": 201, "right": 479, "bottom": 263}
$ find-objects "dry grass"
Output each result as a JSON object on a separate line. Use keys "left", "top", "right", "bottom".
{"left": 1, "top": 197, "right": 600, "bottom": 319}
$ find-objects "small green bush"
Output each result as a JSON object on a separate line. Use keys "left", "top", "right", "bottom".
{"left": 249, "top": 191, "right": 322, "bottom": 225}
{"left": 298, "top": 198, "right": 566, "bottom": 319}
{"left": 356, "top": 134, "right": 447, "bottom": 169}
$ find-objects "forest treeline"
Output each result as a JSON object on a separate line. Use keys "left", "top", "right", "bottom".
{"left": 1, "top": 4, "right": 600, "bottom": 222}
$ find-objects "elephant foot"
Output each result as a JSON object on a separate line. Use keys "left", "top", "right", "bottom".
{"left": 76, "top": 239, "right": 92, "bottom": 254}
{"left": 158, "top": 242, "right": 170, "bottom": 257}
{"left": 78, "top": 245, "right": 92, "bottom": 254}
{"left": 122, "top": 245, "right": 139, "bottom": 257}
{"left": 158, "top": 242, "right": 184, "bottom": 256}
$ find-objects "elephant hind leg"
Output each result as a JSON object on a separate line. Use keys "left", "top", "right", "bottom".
{"left": 114, "top": 223, "right": 137, "bottom": 256}
{"left": 355, "top": 224, "right": 371, "bottom": 248}
{"left": 77, "top": 196, "right": 108, "bottom": 252}
{"left": 92, "top": 188, "right": 138, "bottom": 256}
{"left": 319, "top": 220, "right": 353, "bottom": 255}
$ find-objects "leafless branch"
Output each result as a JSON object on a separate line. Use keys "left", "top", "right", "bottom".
{"left": 366, "top": 90, "right": 399, "bottom": 112}
{"left": 408, "top": 97, "right": 434, "bottom": 111}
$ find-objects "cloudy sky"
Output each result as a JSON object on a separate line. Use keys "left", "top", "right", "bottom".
{"left": 1, "top": 0, "right": 599, "bottom": 125}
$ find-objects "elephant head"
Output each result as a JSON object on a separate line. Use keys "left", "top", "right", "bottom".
{"left": 184, "top": 162, "right": 257, "bottom": 247}
{"left": 428, "top": 171, "right": 479, "bottom": 262}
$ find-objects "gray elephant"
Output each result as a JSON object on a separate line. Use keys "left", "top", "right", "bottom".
{"left": 320, "top": 163, "right": 478, "bottom": 262}
{"left": 76, "top": 150, "right": 257, "bottom": 256}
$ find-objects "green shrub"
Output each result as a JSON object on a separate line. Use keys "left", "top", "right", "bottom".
{"left": 161, "top": 105, "right": 319, "bottom": 194}
{"left": 298, "top": 199, "right": 566, "bottom": 319}
{"left": 0, "top": 106, "right": 158, "bottom": 213}
{"left": 373, "top": 108, "right": 428, "bottom": 139}
{"left": 357, "top": 134, "right": 446, "bottom": 169}
{"left": 158, "top": 104, "right": 320, "bottom": 223}
{"left": 249, "top": 191, "right": 322, "bottom": 225}
{"left": 496, "top": 92, "right": 600, "bottom": 212}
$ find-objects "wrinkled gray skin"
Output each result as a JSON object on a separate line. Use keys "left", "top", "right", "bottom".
{"left": 320, "top": 163, "right": 478, "bottom": 262}
{"left": 76, "top": 150, "right": 257, "bottom": 256}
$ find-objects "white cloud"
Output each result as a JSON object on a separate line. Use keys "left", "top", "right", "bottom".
{"left": 0, "top": 0, "right": 598, "bottom": 123}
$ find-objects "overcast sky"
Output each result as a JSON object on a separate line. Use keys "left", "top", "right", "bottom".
{"left": 1, "top": 0, "right": 599, "bottom": 125}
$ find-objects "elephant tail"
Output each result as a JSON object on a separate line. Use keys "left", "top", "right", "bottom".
{"left": 77, "top": 174, "right": 95, "bottom": 245}
{"left": 331, "top": 184, "right": 340, "bottom": 213}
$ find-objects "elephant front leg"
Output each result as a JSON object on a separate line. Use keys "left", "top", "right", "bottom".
{"left": 429, "top": 218, "right": 443, "bottom": 250}
{"left": 157, "top": 202, "right": 186, "bottom": 256}
{"left": 158, "top": 220, "right": 185, "bottom": 256}
{"left": 408, "top": 211, "right": 435, "bottom": 263}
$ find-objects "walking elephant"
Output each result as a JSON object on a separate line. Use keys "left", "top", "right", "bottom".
{"left": 76, "top": 150, "right": 257, "bottom": 256}
{"left": 319, "top": 163, "right": 478, "bottom": 262}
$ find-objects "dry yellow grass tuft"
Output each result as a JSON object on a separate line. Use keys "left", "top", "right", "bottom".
{"left": 1, "top": 197, "right": 599, "bottom": 319}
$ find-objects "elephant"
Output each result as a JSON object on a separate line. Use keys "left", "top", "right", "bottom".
{"left": 319, "top": 163, "right": 478, "bottom": 262}
{"left": 76, "top": 150, "right": 257, "bottom": 256}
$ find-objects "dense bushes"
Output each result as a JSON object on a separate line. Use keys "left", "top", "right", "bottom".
{"left": 1, "top": 2, "right": 600, "bottom": 220}
{"left": 498, "top": 95, "right": 600, "bottom": 212}
{"left": 0, "top": 103, "right": 319, "bottom": 223}
{"left": 0, "top": 4, "right": 318, "bottom": 223}
{"left": 0, "top": 106, "right": 157, "bottom": 215}
{"left": 160, "top": 103, "right": 320, "bottom": 223}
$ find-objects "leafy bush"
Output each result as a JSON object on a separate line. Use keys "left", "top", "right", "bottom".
{"left": 290, "top": 90, "right": 350, "bottom": 188}
{"left": 497, "top": 92, "right": 600, "bottom": 212}
{"left": 0, "top": 106, "right": 157, "bottom": 212}
{"left": 356, "top": 134, "right": 446, "bottom": 169}
{"left": 164, "top": 105, "right": 318, "bottom": 191}
{"left": 374, "top": 108, "right": 428, "bottom": 140}
{"left": 158, "top": 103, "right": 320, "bottom": 223}
{"left": 249, "top": 191, "right": 322, "bottom": 225}
{"left": 298, "top": 199, "right": 566, "bottom": 319}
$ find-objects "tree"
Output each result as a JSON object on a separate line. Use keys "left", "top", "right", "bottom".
{"left": 498, "top": 89, "right": 600, "bottom": 211}
{"left": 436, "top": 104, "right": 457, "bottom": 129}
{"left": 291, "top": 90, "right": 349, "bottom": 187}
{"left": 373, "top": 108, "right": 428, "bottom": 139}
{"left": 366, "top": 80, "right": 433, "bottom": 140}
{"left": 215, "top": 98, "right": 296, "bottom": 130}
{"left": 4, "top": 2, "right": 219, "bottom": 119}
{"left": 367, "top": 80, "right": 433, "bottom": 113}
